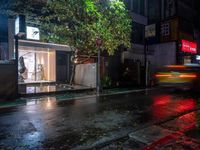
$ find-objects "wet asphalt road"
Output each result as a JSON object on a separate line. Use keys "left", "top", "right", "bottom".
{"left": 0, "top": 88, "right": 200, "bottom": 149}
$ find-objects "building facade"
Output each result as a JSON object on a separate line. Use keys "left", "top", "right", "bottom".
{"left": 122, "top": 0, "right": 200, "bottom": 85}
{"left": 0, "top": 15, "right": 17, "bottom": 99}
{"left": 125, "top": 0, "right": 200, "bottom": 66}
{"left": 123, "top": 0, "right": 148, "bottom": 64}
{"left": 147, "top": 0, "right": 200, "bottom": 67}
{"left": 0, "top": 14, "right": 73, "bottom": 97}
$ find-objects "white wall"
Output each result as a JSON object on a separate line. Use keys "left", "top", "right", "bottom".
{"left": 74, "top": 63, "right": 96, "bottom": 88}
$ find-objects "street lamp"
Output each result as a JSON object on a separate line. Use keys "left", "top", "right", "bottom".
{"left": 144, "top": 24, "right": 156, "bottom": 87}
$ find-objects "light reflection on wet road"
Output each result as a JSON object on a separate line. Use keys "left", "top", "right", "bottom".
{"left": 0, "top": 88, "right": 199, "bottom": 149}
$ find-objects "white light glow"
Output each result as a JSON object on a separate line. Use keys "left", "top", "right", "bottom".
{"left": 26, "top": 26, "right": 40, "bottom": 40}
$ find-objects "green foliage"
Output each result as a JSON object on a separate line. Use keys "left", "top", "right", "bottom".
{"left": 40, "top": 0, "right": 132, "bottom": 56}
{"left": 0, "top": 0, "right": 44, "bottom": 17}
{"left": 101, "top": 75, "right": 112, "bottom": 88}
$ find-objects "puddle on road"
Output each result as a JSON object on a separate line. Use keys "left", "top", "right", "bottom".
{"left": 139, "top": 93, "right": 198, "bottom": 124}
{"left": 1, "top": 89, "right": 200, "bottom": 149}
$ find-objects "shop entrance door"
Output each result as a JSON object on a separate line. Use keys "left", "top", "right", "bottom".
{"left": 56, "top": 51, "right": 71, "bottom": 83}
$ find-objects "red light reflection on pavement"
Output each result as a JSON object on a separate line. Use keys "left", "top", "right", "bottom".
{"left": 153, "top": 95, "right": 171, "bottom": 106}
{"left": 141, "top": 96, "right": 198, "bottom": 150}
{"left": 177, "top": 112, "right": 197, "bottom": 132}
{"left": 140, "top": 133, "right": 182, "bottom": 150}
{"left": 140, "top": 112, "right": 198, "bottom": 150}
{"left": 152, "top": 95, "right": 196, "bottom": 120}
{"left": 176, "top": 99, "right": 196, "bottom": 113}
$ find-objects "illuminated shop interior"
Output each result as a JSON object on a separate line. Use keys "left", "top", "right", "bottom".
{"left": 18, "top": 46, "right": 56, "bottom": 84}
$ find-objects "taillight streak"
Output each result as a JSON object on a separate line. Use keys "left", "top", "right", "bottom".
{"left": 156, "top": 74, "right": 197, "bottom": 78}
{"left": 156, "top": 74, "right": 172, "bottom": 78}
{"left": 179, "top": 74, "right": 197, "bottom": 78}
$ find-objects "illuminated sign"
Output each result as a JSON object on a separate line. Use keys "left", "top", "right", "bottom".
{"left": 26, "top": 26, "right": 40, "bottom": 40}
{"left": 15, "top": 15, "right": 26, "bottom": 36}
{"left": 180, "top": 39, "right": 197, "bottom": 54}
{"left": 196, "top": 55, "right": 200, "bottom": 60}
{"left": 145, "top": 24, "right": 156, "bottom": 38}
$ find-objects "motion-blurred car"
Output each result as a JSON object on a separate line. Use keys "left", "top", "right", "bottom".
{"left": 155, "top": 64, "right": 200, "bottom": 90}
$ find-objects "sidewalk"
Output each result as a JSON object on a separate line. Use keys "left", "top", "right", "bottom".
{"left": 19, "top": 83, "right": 94, "bottom": 96}
{"left": 0, "top": 87, "right": 149, "bottom": 109}
{"left": 102, "top": 110, "right": 200, "bottom": 150}
{"left": 0, "top": 87, "right": 199, "bottom": 149}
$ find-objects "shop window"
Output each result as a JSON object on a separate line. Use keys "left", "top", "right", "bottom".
{"left": 18, "top": 48, "right": 56, "bottom": 83}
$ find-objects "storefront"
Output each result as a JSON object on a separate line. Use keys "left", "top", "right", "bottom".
{"left": 178, "top": 39, "right": 198, "bottom": 64}
{"left": 18, "top": 40, "right": 72, "bottom": 84}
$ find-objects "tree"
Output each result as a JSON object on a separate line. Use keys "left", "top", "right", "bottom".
{"left": 40, "top": 0, "right": 132, "bottom": 56}
{"left": 40, "top": 0, "right": 132, "bottom": 85}
{"left": 0, "top": 0, "right": 45, "bottom": 17}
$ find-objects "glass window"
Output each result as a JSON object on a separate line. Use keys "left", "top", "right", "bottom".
{"left": 132, "top": 0, "right": 145, "bottom": 15}
{"left": 18, "top": 48, "right": 56, "bottom": 83}
{"left": 131, "top": 22, "right": 144, "bottom": 44}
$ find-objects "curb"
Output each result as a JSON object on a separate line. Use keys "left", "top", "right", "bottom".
{"left": 73, "top": 107, "right": 200, "bottom": 150}
{"left": 0, "top": 88, "right": 154, "bottom": 109}
{"left": 19, "top": 88, "right": 95, "bottom": 98}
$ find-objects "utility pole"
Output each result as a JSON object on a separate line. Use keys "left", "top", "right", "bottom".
{"left": 144, "top": 24, "right": 156, "bottom": 87}
{"left": 144, "top": 38, "right": 148, "bottom": 87}
{"left": 96, "top": 38, "right": 102, "bottom": 95}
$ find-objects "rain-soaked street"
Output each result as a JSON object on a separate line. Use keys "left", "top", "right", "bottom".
{"left": 0, "top": 88, "right": 200, "bottom": 149}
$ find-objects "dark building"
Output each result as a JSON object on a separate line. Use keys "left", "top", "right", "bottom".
{"left": 116, "top": 0, "right": 148, "bottom": 86}
{"left": 147, "top": 0, "right": 200, "bottom": 66}
{"left": 0, "top": 15, "right": 17, "bottom": 99}
{"left": 125, "top": 0, "right": 200, "bottom": 66}
{"left": 123, "top": 0, "right": 148, "bottom": 62}
{"left": 122, "top": 0, "right": 200, "bottom": 85}
{"left": 0, "top": 13, "right": 72, "bottom": 98}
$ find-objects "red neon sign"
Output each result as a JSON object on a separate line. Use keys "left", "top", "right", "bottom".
{"left": 180, "top": 39, "right": 197, "bottom": 54}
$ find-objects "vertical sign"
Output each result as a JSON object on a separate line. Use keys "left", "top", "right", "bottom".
{"left": 145, "top": 24, "right": 156, "bottom": 38}
{"left": 15, "top": 15, "right": 26, "bottom": 36}
{"left": 26, "top": 26, "right": 40, "bottom": 40}
{"left": 165, "top": 0, "right": 176, "bottom": 18}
